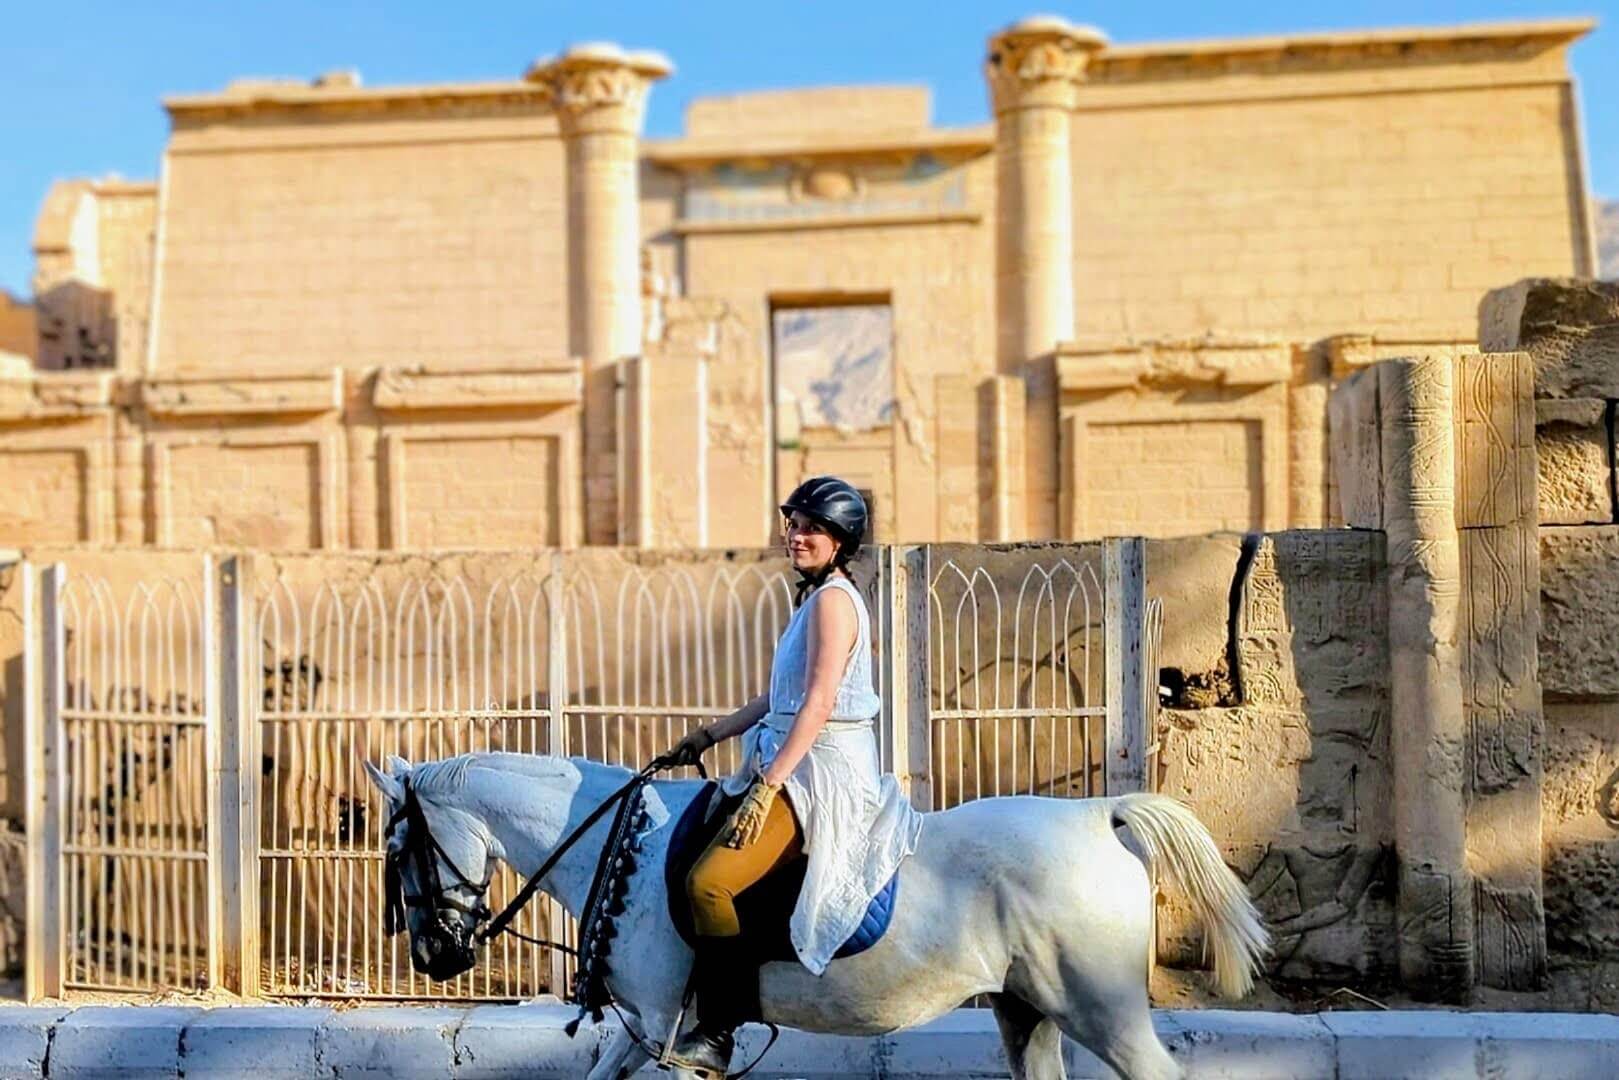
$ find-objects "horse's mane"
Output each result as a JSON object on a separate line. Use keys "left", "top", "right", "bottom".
{"left": 407, "top": 751, "right": 633, "bottom": 797}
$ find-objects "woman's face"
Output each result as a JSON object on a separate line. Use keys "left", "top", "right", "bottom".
{"left": 784, "top": 511, "right": 839, "bottom": 573}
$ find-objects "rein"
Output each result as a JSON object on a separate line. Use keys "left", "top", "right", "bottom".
{"left": 475, "top": 753, "right": 701, "bottom": 949}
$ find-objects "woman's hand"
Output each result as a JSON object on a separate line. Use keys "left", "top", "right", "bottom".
{"left": 724, "top": 779, "right": 782, "bottom": 848}
{"left": 662, "top": 726, "right": 716, "bottom": 767}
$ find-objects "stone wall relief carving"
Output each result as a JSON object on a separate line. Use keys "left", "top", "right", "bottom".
{"left": 1245, "top": 841, "right": 1393, "bottom": 981}
{"left": 682, "top": 154, "right": 968, "bottom": 225}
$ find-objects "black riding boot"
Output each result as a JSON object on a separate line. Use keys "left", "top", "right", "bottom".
{"left": 667, "top": 935, "right": 756, "bottom": 1078}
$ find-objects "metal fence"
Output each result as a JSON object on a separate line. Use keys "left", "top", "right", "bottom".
{"left": 54, "top": 570, "right": 210, "bottom": 993}
{"left": 24, "top": 542, "right": 1150, "bottom": 1002}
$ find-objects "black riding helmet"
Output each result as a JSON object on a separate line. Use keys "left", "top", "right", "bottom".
{"left": 780, "top": 476, "right": 868, "bottom": 558}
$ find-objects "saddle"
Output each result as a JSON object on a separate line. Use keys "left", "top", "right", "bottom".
{"left": 663, "top": 782, "right": 898, "bottom": 962}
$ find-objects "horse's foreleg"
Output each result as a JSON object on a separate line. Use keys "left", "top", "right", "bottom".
{"left": 588, "top": 1022, "right": 652, "bottom": 1080}
{"left": 990, "top": 992, "right": 1067, "bottom": 1080}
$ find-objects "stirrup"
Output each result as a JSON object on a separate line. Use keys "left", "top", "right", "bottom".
{"left": 661, "top": 1028, "right": 734, "bottom": 1079}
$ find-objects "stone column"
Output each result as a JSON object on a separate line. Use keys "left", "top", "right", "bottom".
{"left": 528, "top": 44, "right": 671, "bottom": 546}
{"left": 985, "top": 17, "right": 1105, "bottom": 540}
{"left": 1454, "top": 346, "right": 1545, "bottom": 991}
{"left": 1379, "top": 356, "right": 1473, "bottom": 1001}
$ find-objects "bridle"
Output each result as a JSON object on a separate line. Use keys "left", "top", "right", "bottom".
{"left": 383, "top": 782, "right": 493, "bottom": 965}
{"left": 381, "top": 754, "right": 785, "bottom": 1077}
{"left": 381, "top": 755, "right": 699, "bottom": 959}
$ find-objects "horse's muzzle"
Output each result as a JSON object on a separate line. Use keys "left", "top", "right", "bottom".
{"left": 411, "top": 929, "right": 478, "bottom": 980}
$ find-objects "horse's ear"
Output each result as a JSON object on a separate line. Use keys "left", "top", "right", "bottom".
{"left": 386, "top": 754, "right": 413, "bottom": 778}
{"left": 364, "top": 760, "right": 404, "bottom": 804}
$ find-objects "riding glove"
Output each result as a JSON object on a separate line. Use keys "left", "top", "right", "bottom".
{"left": 666, "top": 727, "right": 716, "bottom": 767}
{"left": 724, "top": 779, "right": 782, "bottom": 849}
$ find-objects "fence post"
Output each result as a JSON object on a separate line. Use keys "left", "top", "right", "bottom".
{"left": 1104, "top": 537, "right": 1147, "bottom": 796}
{"left": 545, "top": 555, "right": 570, "bottom": 997}
{"left": 208, "top": 555, "right": 258, "bottom": 996}
{"left": 881, "top": 545, "right": 932, "bottom": 812}
{"left": 24, "top": 562, "right": 64, "bottom": 1001}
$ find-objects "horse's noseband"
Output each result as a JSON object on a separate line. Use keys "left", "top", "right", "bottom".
{"left": 384, "top": 782, "right": 492, "bottom": 956}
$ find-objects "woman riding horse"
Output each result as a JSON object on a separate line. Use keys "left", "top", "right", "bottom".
{"left": 660, "top": 476, "right": 923, "bottom": 1077}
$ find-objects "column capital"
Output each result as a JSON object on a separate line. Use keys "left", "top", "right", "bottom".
{"left": 985, "top": 16, "right": 1108, "bottom": 114}
{"left": 525, "top": 42, "right": 673, "bottom": 138}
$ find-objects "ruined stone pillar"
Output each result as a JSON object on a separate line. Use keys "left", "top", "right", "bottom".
{"left": 1379, "top": 356, "right": 1474, "bottom": 1001}
{"left": 1453, "top": 349, "right": 1545, "bottom": 992}
{"left": 528, "top": 44, "right": 671, "bottom": 546}
{"left": 985, "top": 17, "right": 1105, "bottom": 540}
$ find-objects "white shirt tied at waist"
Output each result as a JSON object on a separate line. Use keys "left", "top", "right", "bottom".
{"left": 721, "top": 576, "right": 923, "bottom": 975}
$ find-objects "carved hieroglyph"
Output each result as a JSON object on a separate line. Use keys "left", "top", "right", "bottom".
{"left": 1378, "top": 356, "right": 1474, "bottom": 1000}
{"left": 1453, "top": 351, "right": 1546, "bottom": 990}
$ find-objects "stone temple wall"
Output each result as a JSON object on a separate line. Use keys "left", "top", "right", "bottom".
{"left": 1150, "top": 530, "right": 1396, "bottom": 988}
{"left": 1481, "top": 281, "right": 1619, "bottom": 973}
{"left": 10, "top": 19, "right": 1598, "bottom": 550}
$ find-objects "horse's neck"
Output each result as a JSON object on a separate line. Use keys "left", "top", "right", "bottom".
{"left": 455, "top": 756, "right": 634, "bottom": 920}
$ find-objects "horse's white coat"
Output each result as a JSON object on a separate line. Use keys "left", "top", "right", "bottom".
{"left": 364, "top": 753, "right": 1267, "bottom": 1080}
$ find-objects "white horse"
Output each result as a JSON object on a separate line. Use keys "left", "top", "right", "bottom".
{"left": 364, "top": 752, "right": 1267, "bottom": 1080}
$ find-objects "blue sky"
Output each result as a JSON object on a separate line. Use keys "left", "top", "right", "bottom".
{"left": 1, "top": 1, "right": 1613, "bottom": 298}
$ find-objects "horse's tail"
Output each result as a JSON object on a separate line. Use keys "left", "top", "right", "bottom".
{"left": 1110, "top": 793, "right": 1269, "bottom": 999}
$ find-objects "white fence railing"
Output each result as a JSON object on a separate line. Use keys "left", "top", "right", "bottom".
{"left": 23, "top": 542, "right": 1151, "bottom": 1002}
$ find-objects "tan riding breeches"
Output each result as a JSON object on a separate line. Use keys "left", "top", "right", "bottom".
{"left": 685, "top": 794, "right": 804, "bottom": 938}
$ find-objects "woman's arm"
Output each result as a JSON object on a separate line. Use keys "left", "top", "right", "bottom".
{"left": 708, "top": 691, "right": 770, "bottom": 744}
{"left": 760, "top": 586, "right": 857, "bottom": 787}
{"left": 664, "top": 690, "right": 769, "bottom": 765}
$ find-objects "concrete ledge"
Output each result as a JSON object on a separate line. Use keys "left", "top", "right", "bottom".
{"left": 49, "top": 1005, "right": 201, "bottom": 1079}
{"left": 1158, "top": 1010, "right": 1336, "bottom": 1079}
{"left": 0, "top": 1005, "right": 1616, "bottom": 1077}
{"left": 453, "top": 1003, "right": 597, "bottom": 1079}
{"left": 0, "top": 1006, "right": 70, "bottom": 1080}
{"left": 316, "top": 1005, "right": 463, "bottom": 1078}
{"left": 181, "top": 1005, "right": 331, "bottom": 1079}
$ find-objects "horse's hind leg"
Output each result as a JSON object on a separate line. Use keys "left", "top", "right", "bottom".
{"left": 990, "top": 992, "right": 1067, "bottom": 1080}
{"left": 1043, "top": 972, "right": 1178, "bottom": 1080}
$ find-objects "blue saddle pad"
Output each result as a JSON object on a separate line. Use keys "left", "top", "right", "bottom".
{"left": 664, "top": 782, "right": 897, "bottom": 960}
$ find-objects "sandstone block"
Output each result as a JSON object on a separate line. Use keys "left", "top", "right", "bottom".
{"left": 1540, "top": 527, "right": 1619, "bottom": 698}
{"left": 180, "top": 1006, "right": 329, "bottom": 1078}
{"left": 1541, "top": 706, "right": 1619, "bottom": 961}
{"left": 1458, "top": 520, "right": 1546, "bottom": 993}
{"left": 1535, "top": 398, "right": 1612, "bottom": 525}
{"left": 1479, "top": 278, "right": 1619, "bottom": 399}
{"left": 316, "top": 1005, "right": 461, "bottom": 1078}
{"left": 452, "top": 1003, "right": 598, "bottom": 1079}
{"left": 51, "top": 1005, "right": 202, "bottom": 1079}
{"left": 0, "top": 1005, "right": 69, "bottom": 1080}
{"left": 1548, "top": 840, "right": 1619, "bottom": 958}
{"left": 1453, "top": 351, "right": 1536, "bottom": 528}
{"left": 1327, "top": 365, "right": 1381, "bottom": 527}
